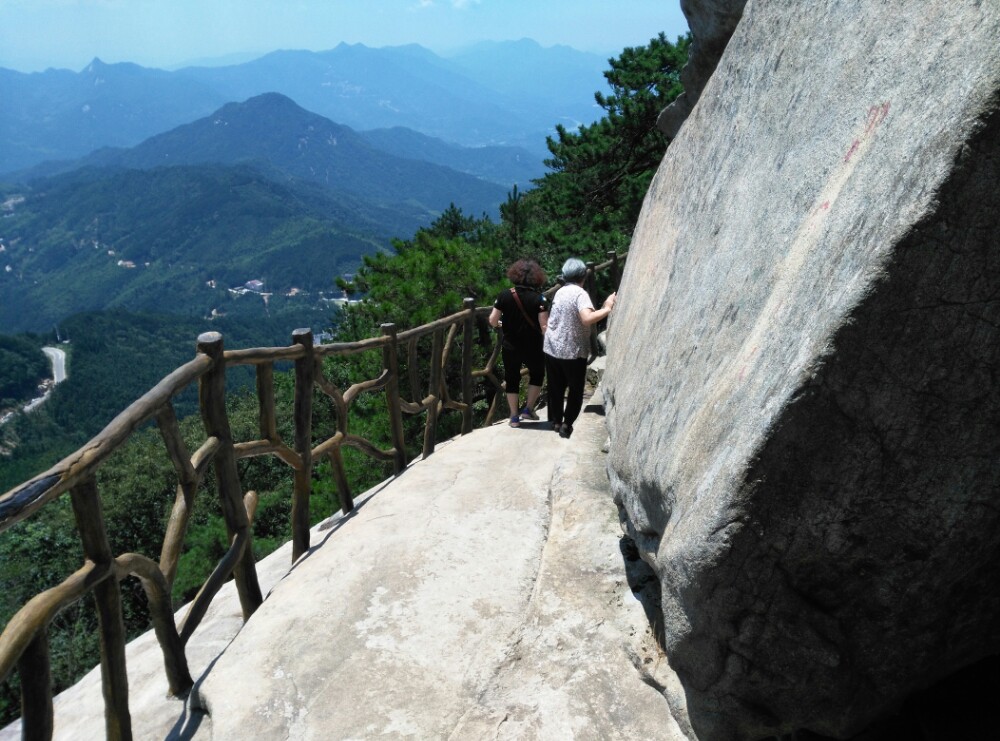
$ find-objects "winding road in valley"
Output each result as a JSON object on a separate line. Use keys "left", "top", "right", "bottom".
{"left": 44, "top": 346, "right": 67, "bottom": 384}
{"left": 2, "top": 346, "right": 68, "bottom": 423}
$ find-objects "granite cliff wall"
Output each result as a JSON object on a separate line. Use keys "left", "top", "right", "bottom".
{"left": 604, "top": 1, "right": 1000, "bottom": 738}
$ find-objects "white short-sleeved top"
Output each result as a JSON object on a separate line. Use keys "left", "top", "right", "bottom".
{"left": 543, "top": 283, "right": 593, "bottom": 360}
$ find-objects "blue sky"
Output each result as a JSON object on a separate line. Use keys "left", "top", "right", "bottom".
{"left": 0, "top": 0, "right": 689, "bottom": 73}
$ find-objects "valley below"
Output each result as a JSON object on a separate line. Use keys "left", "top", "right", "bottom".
{"left": 0, "top": 346, "right": 65, "bottom": 427}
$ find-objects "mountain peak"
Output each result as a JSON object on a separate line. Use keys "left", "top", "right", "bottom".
{"left": 82, "top": 57, "right": 147, "bottom": 76}
{"left": 237, "top": 91, "right": 302, "bottom": 110}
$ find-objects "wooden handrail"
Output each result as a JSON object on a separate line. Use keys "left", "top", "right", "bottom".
{"left": 0, "top": 251, "right": 627, "bottom": 737}
{"left": 0, "top": 354, "right": 213, "bottom": 533}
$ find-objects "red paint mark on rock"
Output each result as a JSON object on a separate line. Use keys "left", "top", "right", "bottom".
{"left": 844, "top": 139, "right": 860, "bottom": 163}
{"left": 844, "top": 102, "right": 891, "bottom": 162}
{"left": 865, "top": 101, "right": 891, "bottom": 134}
{"left": 820, "top": 201, "right": 830, "bottom": 211}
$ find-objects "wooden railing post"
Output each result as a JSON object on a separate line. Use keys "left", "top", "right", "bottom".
{"left": 69, "top": 474, "right": 132, "bottom": 741}
{"left": 156, "top": 404, "right": 198, "bottom": 589}
{"left": 197, "top": 332, "right": 262, "bottom": 619}
{"left": 291, "top": 329, "right": 314, "bottom": 561}
{"left": 585, "top": 261, "right": 597, "bottom": 304}
{"left": 327, "top": 446, "right": 354, "bottom": 514}
{"left": 257, "top": 362, "right": 279, "bottom": 443}
{"left": 423, "top": 328, "right": 444, "bottom": 458}
{"left": 461, "top": 298, "right": 475, "bottom": 435}
{"left": 132, "top": 567, "right": 192, "bottom": 697}
{"left": 381, "top": 323, "right": 408, "bottom": 474}
{"left": 18, "top": 629, "right": 53, "bottom": 741}
{"left": 608, "top": 250, "right": 621, "bottom": 290}
{"left": 586, "top": 261, "right": 600, "bottom": 358}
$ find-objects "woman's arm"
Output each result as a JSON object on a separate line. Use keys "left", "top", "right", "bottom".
{"left": 538, "top": 311, "right": 549, "bottom": 333}
{"left": 579, "top": 292, "right": 616, "bottom": 326}
{"left": 488, "top": 307, "right": 502, "bottom": 328}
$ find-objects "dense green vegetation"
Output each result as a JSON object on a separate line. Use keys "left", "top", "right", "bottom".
{"left": 520, "top": 32, "right": 690, "bottom": 263}
{"left": 0, "top": 33, "right": 689, "bottom": 727}
{"left": 0, "top": 335, "right": 48, "bottom": 408}
{"left": 0, "top": 306, "right": 330, "bottom": 493}
{"left": 0, "top": 164, "right": 405, "bottom": 333}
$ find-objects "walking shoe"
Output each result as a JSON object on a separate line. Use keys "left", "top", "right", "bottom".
{"left": 509, "top": 415, "right": 521, "bottom": 428}
{"left": 559, "top": 424, "right": 573, "bottom": 439}
{"left": 551, "top": 422, "right": 562, "bottom": 434}
{"left": 520, "top": 406, "right": 539, "bottom": 421}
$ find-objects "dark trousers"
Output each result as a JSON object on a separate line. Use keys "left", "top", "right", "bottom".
{"left": 545, "top": 355, "right": 587, "bottom": 427}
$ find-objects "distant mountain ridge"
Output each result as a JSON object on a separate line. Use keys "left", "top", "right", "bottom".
{"left": 0, "top": 59, "right": 227, "bottom": 173}
{"left": 358, "top": 127, "right": 542, "bottom": 186}
{"left": 44, "top": 93, "right": 510, "bottom": 216}
{"left": 0, "top": 40, "right": 608, "bottom": 174}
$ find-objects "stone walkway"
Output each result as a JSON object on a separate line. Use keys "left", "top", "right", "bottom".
{"left": 3, "top": 388, "right": 685, "bottom": 740}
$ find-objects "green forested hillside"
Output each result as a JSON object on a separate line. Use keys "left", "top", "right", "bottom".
{"left": 0, "top": 335, "right": 48, "bottom": 406}
{"left": 0, "top": 164, "right": 403, "bottom": 332}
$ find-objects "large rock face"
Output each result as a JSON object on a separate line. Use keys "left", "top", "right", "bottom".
{"left": 657, "top": 0, "right": 747, "bottom": 138}
{"left": 604, "top": 1, "right": 1000, "bottom": 739}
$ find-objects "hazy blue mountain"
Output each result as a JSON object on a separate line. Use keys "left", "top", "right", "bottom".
{"left": 17, "top": 93, "right": 509, "bottom": 217}
{"left": 0, "top": 41, "right": 609, "bottom": 175}
{"left": 0, "top": 59, "right": 227, "bottom": 173}
{"left": 180, "top": 44, "right": 536, "bottom": 148}
{"left": 445, "top": 38, "right": 608, "bottom": 131}
{"left": 359, "top": 127, "right": 545, "bottom": 187}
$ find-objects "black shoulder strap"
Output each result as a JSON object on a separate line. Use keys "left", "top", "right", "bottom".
{"left": 509, "top": 287, "right": 541, "bottom": 334}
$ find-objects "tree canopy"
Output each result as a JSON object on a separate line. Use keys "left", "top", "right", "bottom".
{"left": 0, "top": 335, "right": 49, "bottom": 407}
{"left": 519, "top": 32, "right": 691, "bottom": 265}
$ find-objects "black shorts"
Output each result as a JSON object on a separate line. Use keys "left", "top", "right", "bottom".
{"left": 501, "top": 342, "right": 545, "bottom": 390}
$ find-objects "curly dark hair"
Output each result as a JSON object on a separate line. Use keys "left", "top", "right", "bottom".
{"left": 506, "top": 259, "right": 546, "bottom": 289}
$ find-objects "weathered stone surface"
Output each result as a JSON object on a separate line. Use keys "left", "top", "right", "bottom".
{"left": 605, "top": 1, "right": 1000, "bottom": 739}
{"left": 192, "top": 424, "right": 555, "bottom": 739}
{"left": 193, "top": 399, "right": 684, "bottom": 738}
{"left": 657, "top": 0, "right": 746, "bottom": 138}
{"left": 450, "top": 388, "right": 687, "bottom": 740}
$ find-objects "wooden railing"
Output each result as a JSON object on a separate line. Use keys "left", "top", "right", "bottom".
{"left": 0, "top": 251, "right": 625, "bottom": 740}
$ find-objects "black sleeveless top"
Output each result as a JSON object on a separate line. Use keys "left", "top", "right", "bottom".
{"left": 493, "top": 286, "right": 548, "bottom": 351}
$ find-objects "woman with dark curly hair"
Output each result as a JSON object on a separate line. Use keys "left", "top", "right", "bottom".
{"left": 488, "top": 259, "right": 549, "bottom": 427}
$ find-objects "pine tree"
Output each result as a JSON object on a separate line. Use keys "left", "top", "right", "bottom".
{"left": 523, "top": 32, "right": 691, "bottom": 263}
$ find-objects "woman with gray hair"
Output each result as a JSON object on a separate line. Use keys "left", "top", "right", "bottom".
{"left": 543, "top": 257, "right": 616, "bottom": 439}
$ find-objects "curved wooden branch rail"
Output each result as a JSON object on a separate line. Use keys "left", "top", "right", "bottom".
{"left": 0, "top": 251, "right": 626, "bottom": 737}
{"left": 0, "top": 562, "right": 109, "bottom": 684}
{"left": 0, "top": 354, "right": 212, "bottom": 533}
